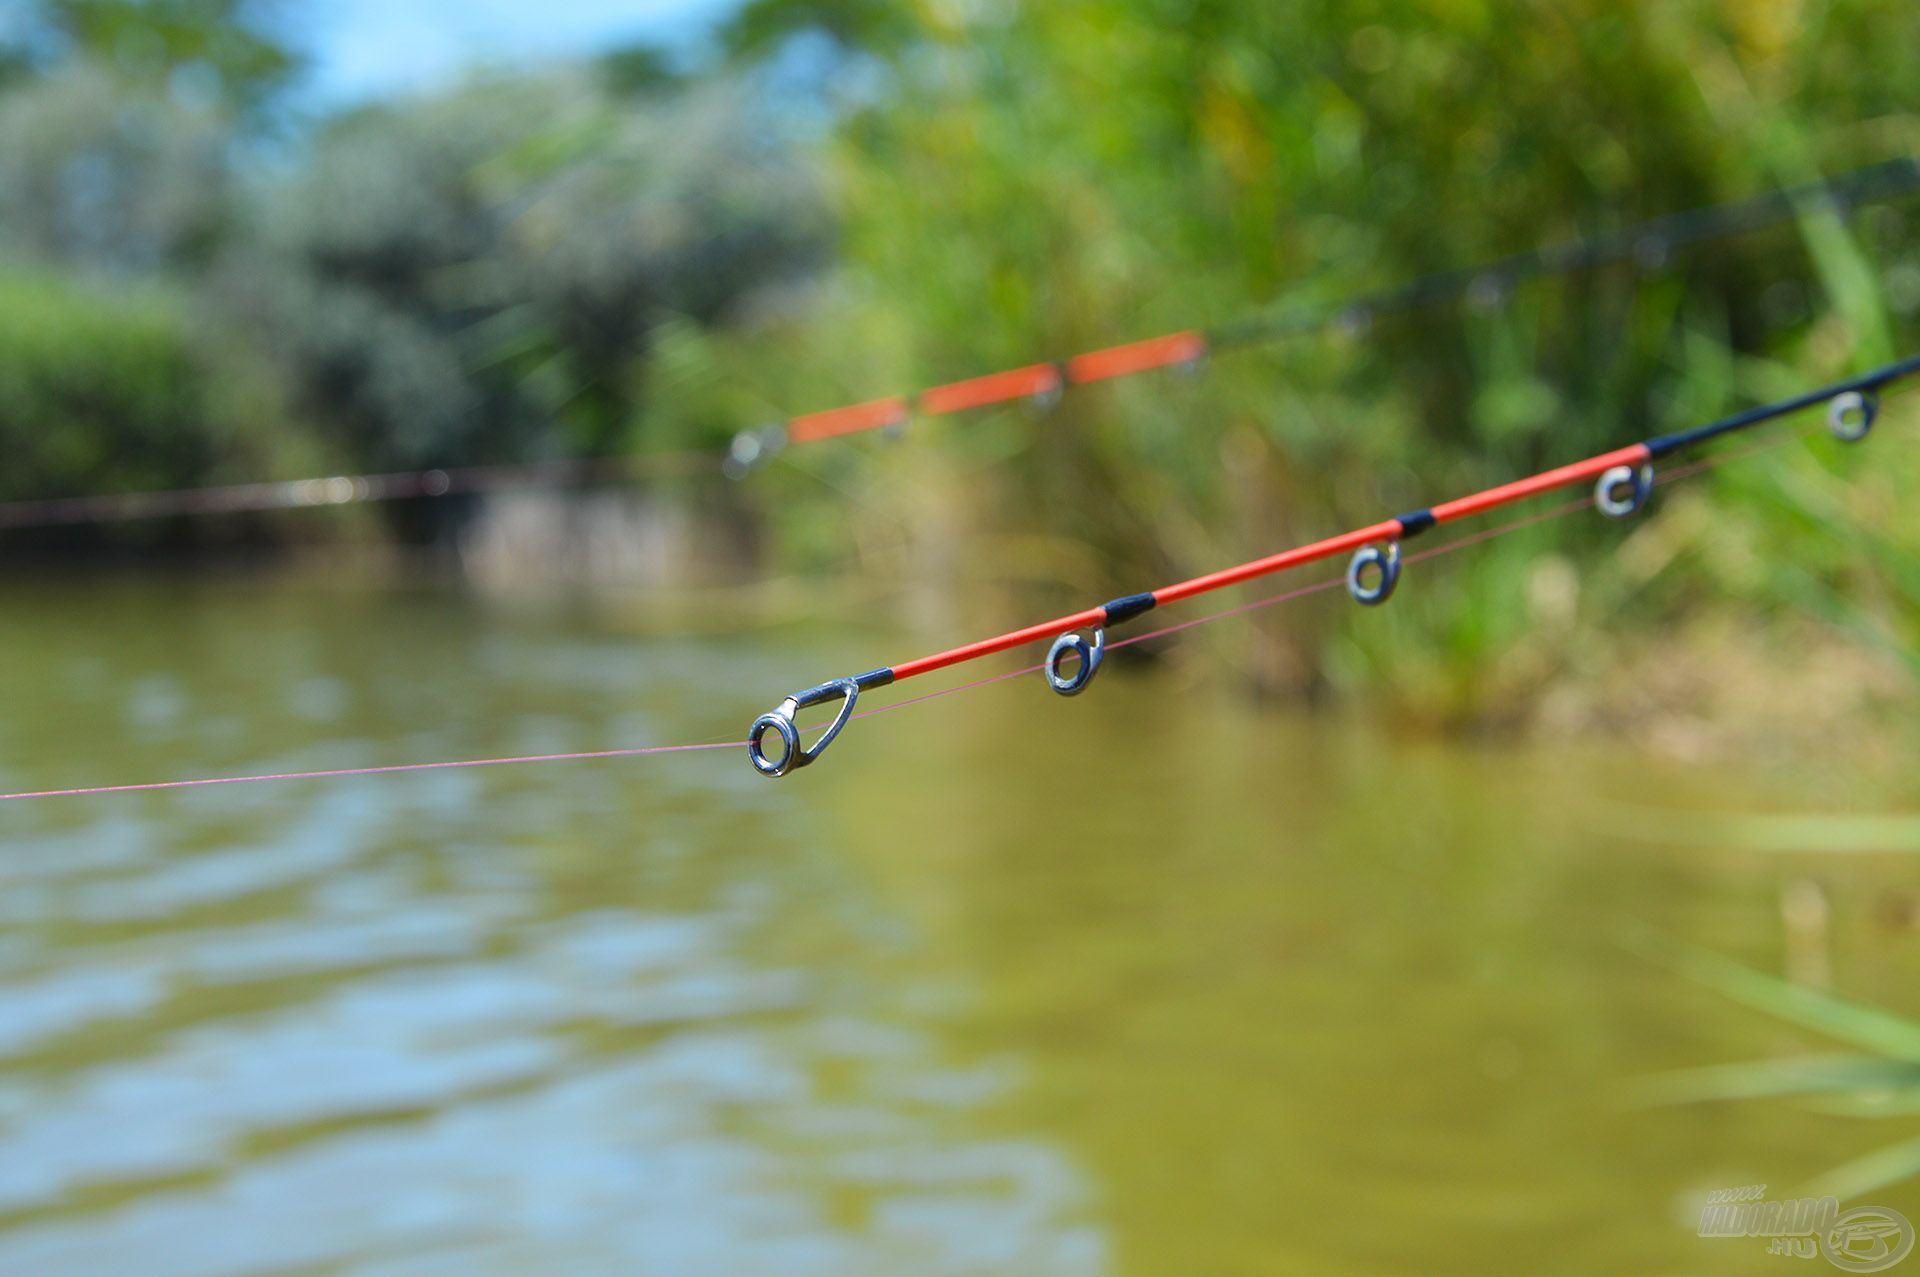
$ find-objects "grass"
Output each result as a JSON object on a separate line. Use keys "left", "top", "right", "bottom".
{"left": 1631, "top": 938, "right": 1920, "bottom": 1198}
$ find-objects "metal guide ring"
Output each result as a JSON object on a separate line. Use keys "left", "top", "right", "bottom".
{"left": 1044, "top": 627, "right": 1105, "bottom": 696}
{"left": 724, "top": 424, "right": 786, "bottom": 479}
{"left": 747, "top": 677, "right": 861, "bottom": 777}
{"left": 1828, "top": 390, "right": 1876, "bottom": 443}
{"left": 1594, "top": 462, "right": 1654, "bottom": 519}
{"left": 1346, "top": 541, "right": 1401, "bottom": 606}
{"left": 1032, "top": 369, "right": 1066, "bottom": 411}
{"left": 747, "top": 710, "right": 802, "bottom": 777}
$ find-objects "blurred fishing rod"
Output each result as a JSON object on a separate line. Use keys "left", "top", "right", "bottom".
{"left": 723, "top": 156, "right": 1920, "bottom": 468}
{"left": 0, "top": 159, "right": 1915, "bottom": 533}
{"left": 1, "top": 358, "right": 1909, "bottom": 802}
{"left": 741, "top": 355, "right": 1919, "bottom": 777}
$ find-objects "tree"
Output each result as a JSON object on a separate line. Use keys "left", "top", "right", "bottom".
{"left": 0, "top": 64, "right": 237, "bottom": 272}
{"left": 0, "top": 0, "right": 297, "bottom": 108}
{"left": 217, "top": 67, "right": 828, "bottom": 472}
{"left": 717, "top": 0, "right": 918, "bottom": 62}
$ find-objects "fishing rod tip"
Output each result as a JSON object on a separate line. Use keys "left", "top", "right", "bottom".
{"left": 747, "top": 676, "right": 862, "bottom": 777}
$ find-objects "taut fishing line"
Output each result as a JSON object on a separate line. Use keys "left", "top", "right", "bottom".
{"left": 3, "top": 361, "right": 1909, "bottom": 801}
{"left": 0, "top": 451, "right": 719, "bottom": 532}
{"left": 0, "top": 160, "right": 1914, "bottom": 531}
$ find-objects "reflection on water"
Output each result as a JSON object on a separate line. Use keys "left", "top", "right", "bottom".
{"left": 0, "top": 575, "right": 1913, "bottom": 1275}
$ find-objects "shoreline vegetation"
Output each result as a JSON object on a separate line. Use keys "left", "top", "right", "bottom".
{"left": 1, "top": 1, "right": 1916, "bottom": 745}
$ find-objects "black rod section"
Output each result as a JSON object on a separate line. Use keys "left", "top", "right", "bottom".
{"left": 1644, "top": 353, "right": 1920, "bottom": 459}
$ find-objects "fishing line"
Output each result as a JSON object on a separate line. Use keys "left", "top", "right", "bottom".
{"left": 0, "top": 451, "right": 716, "bottom": 531}
{"left": 0, "top": 161, "right": 1913, "bottom": 530}
{"left": 6, "top": 364, "right": 1900, "bottom": 802}
{"left": 0, "top": 741, "right": 746, "bottom": 804}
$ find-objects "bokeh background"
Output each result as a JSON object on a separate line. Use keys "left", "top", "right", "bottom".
{"left": 1, "top": 2, "right": 1918, "bottom": 1274}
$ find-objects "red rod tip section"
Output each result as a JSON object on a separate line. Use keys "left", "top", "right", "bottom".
{"left": 787, "top": 397, "right": 911, "bottom": 444}
{"left": 1425, "top": 443, "right": 1651, "bottom": 523}
{"left": 1151, "top": 520, "right": 1405, "bottom": 607}
{"left": 886, "top": 604, "right": 1109, "bottom": 683}
{"left": 1066, "top": 332, "right": 1206, "bottom": 384}
{"left": 918, "top": 364, "right": 1062, "bottom": 417}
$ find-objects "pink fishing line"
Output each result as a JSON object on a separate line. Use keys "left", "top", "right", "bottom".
{"left": 0, "top": 741, "right": 743, "bottom": 802}
{"left": 0, "top": 452, "right": 715, "bottom": 530}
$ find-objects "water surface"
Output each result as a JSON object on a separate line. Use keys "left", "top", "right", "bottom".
{"left": 0, "top": 574, "right": 1914, "bottom": 1275}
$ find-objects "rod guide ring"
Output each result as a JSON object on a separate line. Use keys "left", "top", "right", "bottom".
{"left": 747, "top": 677, "right": 862, "bottom": 777}
{"left": 1828, "top": 390, "right": 1876, "bottom": 443}
{"left": 1347, "top": 541, "right": 1402, "bottom": 606}
{"left": 1594, "top": 462, "right": 1654, "bottom": 519}
{"left": 1044, "top": 627, "right": 1105, "bottom": 696}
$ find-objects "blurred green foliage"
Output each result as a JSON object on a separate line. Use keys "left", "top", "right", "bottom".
{"left": 214, "top": 71, "right": 824, "bottom": 472}
{"left": 0, "top": 269, "right": 295, "bottom": 506}
{"left": 688, "top": 0, "right": 1920, "bottom": 722}
{"left": 1, "top": 0, "right": 1917, "bottom": 722}
{"left": 0, "top": 16, "right": 825, "bottom": 507}
{"left": 1635, "top": 942, "right": 1920, "bottom": 1199}
{"left": 717, "top": 0, "right": 916, "bottom": 61}
{"left": 2, "top": 0, "right": 296, "bottom": 107}
{"left": 0, "top": 62, "right": 236, "bottom": 271}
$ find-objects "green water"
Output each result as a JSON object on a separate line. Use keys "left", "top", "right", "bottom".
{"left": 0, "top": 575, "right": 1915, "bottom": 1275}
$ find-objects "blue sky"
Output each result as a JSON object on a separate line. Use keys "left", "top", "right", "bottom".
{"left": 289, "top": 0, "right": 740, "bottom": 105}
